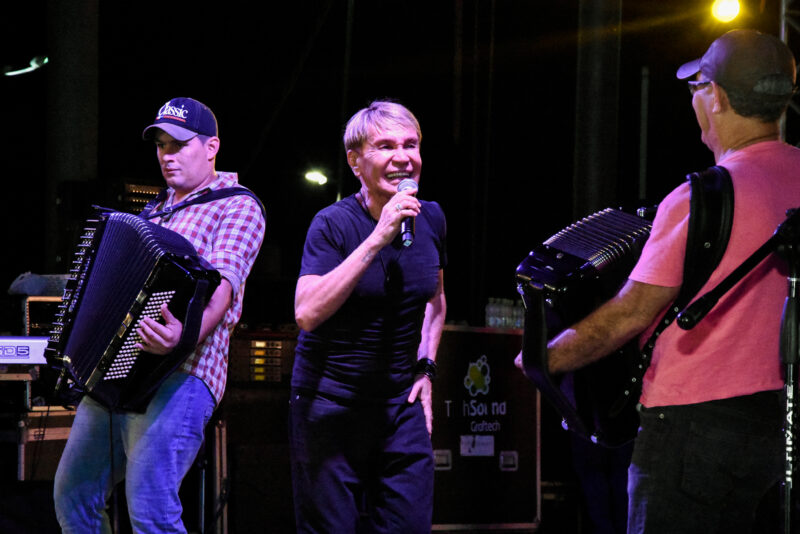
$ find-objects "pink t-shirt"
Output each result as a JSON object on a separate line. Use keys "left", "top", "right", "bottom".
{"left": 630, "top": 140, "right": 800, "bottom": 407}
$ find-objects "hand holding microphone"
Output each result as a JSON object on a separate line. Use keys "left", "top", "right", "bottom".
{"left": 397, "top": 179, "right": 418, "bottom": 247}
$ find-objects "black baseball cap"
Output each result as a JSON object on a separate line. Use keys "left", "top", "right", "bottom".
{"left": 676, "top": 29, "right": 796, "bottom": 97}
{"left": 142, "top": 97, "right": 218, "bottom": 141}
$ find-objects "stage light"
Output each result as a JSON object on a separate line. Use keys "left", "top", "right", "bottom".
{"left": 711, "top": 0, "right": 740, "bottom": 23}
{"left": 3, "top": 56, "right": 49, "bottom": 77}
{"left": 305, "top": 170, "right": 328, "bottom": 185}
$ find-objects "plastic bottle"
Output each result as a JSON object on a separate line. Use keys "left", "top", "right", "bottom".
{"left": 485, "top": 298, "right": 497, "bottom": 327}
{"left": 500, "top": 298, "right": 512, "bottom": 328}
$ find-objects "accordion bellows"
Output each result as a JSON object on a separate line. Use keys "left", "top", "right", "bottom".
{"left": 47, "top": 211, "right": 220, "bottom": 410}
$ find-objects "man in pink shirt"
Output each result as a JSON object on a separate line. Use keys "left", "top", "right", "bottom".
{"left": 538, "top": 30, "right": 799, "bottom": 533}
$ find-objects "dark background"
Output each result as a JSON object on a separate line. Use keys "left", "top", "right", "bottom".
{"left": 0, "top": 0, "right": 793, "bottom": 331}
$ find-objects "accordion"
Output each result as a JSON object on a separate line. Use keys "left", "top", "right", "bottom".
{"left": 516, "top": 208, "right": 652, "bottom": 446}
{"left": 46, "top": 210, "right": 220, "bottom": 411}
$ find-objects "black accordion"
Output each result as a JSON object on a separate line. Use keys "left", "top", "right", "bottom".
{"left": 516, "top": 208, "right": 652, "bottom": 446}
{"left": 46, "top": 211, "right": 220, "bottom": 411}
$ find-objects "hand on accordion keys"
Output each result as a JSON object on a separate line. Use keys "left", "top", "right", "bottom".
{"left": 135, "top": 303, "right": 184, "bottom": 355}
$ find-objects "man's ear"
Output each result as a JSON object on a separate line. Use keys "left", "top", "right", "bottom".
{"left": 347, "top": 150, "right": 360, "bottom": 176}
{"left": 206, "top": 136, "right": 221, "bottom": 159}
{"left": 710, "top": 82, "right": 729, "bottom": 114}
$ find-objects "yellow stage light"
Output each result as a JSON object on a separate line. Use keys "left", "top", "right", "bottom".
{"left": 711, "top": 0, "right": 740, "bottom": 23}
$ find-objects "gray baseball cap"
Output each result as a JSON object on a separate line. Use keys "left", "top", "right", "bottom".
{"left": 676, "top": 29, "right": 796, "bottom": 96}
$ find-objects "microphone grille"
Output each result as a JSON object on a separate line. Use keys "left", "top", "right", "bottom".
{"left": 397, "top": 179, "right": 419, "bottom": 192}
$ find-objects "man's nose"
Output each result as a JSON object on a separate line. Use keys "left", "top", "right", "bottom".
{"left": 392, "top": 149, "right": 411, "bottom": 163}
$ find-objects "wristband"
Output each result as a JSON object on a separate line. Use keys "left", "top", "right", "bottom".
{"left": 414, "top": 357, "right": 437, "bottom": 380}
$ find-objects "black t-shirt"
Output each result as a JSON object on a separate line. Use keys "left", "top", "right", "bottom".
{"left": 292, "top": 194, "right": 447, "bottom": 401}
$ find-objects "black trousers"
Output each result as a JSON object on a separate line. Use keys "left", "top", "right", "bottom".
{"left": 289, "top": 389, "right": 434, "bottom": 534}
{"left": 627, "top": 391, "right": 784, "bottom": 534}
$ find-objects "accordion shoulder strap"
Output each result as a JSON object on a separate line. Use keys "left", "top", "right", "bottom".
{"left": 140, "top": 186, "right": 266, "bottom": 220}
{"left": 682, "top": 165, "right": 735, "bottom": 302}
{"left": 636, "top": 165, "right": 734, "bottom": 380}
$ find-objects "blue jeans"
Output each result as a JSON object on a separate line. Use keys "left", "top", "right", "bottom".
{"left": 53, "top": 372, "right": 216, "bottom": 534}
{"left": 289, "top": 389, "right": 434, "bottom": 534}
{"left": 627, "top": 391, "right": 783, "bottom": 534}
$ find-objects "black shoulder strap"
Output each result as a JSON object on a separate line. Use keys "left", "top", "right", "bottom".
{"left": 630, "top": 165, "right": 734, "bottom": 393}
{"left": 140, "top": 186, "right": 266, "bottom": 220}
{"left": 680, "top": 166, "right": 734, "bottom": 303}
{"left": 139, "top": 189, "right": 169, "bottom": 218}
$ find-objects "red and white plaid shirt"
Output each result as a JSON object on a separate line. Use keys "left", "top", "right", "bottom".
{"left": 148, "top": 172, "right": 265, "bottom": 403}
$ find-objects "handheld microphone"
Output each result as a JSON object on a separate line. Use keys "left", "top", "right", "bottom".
{"left": 397, "top": 179, "right": 418, "bottom": 247}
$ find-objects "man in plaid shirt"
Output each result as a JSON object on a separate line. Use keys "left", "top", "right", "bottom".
{"left": 54, "top": 97, "right": 265, "bottom": 533}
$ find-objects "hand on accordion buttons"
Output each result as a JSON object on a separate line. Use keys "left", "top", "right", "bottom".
{"left": 135, "top": 303, "right": 184, "bottom": 355}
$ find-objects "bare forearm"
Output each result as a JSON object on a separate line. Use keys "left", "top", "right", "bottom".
{"left": 413, "top": 273, "right": 444, "bottom": 436}
{"left": 198, "top": 279, "right": 233, "bottom": 344}
{"left": 548, "top": 310, "right": 646, "bottom": 373}
{"left": 547, "top": 279, "right": 679, "bottom": 374}
{"left": 294, "top": 236, "right": 384, "bottom": 332}
{"left": 418, "top": 271, "right": 446, "bottom": 362}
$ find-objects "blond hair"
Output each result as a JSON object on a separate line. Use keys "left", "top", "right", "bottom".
{"left": 343, "top": 100, "right": 422, "bottom": 151}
